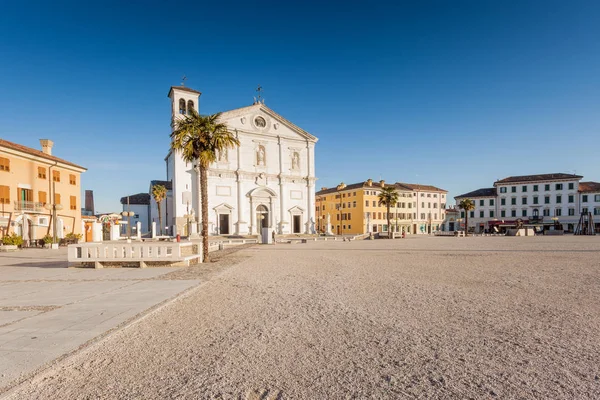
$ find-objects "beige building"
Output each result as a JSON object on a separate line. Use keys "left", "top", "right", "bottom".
{"left": 0, "top": 138, "right": 86, "bottom": 244}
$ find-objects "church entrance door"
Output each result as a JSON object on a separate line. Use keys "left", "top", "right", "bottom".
{"left": 293, "top": 215, "right": 301, "bottom": 234}
{"left": 219, "top": 214, "right": 230, "bottom": 235}
{"left": 256, "top": 205, "right": 269, "bottom": 230}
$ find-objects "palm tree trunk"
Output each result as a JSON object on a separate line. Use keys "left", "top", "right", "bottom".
{"left": 465, "top": 213, "right": 469, "bottom": 236}
{"left": 200, "top": 165, "right": 209, "bottom": 262}
{"left": 387, "top": 205, "right": 391, "bottom": 238}
{"left": 157, "top": 203, "right": 162, "bottom": 236}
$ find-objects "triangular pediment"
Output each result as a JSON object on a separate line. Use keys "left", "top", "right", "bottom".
{"left": 218, "top": 104, "right": 318, "bottom": 143}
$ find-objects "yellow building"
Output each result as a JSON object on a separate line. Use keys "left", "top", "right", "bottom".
{"left": 316, "top": 179, "right": 448, "bottom": 235}
{"left": 315, "top": 179, "right": 415, "bottom": 235}
{"left": 0, "top": 138, "right": 86, "bottom": 244}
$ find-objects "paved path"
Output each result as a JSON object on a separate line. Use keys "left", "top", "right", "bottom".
{"left": 0, "top": 248, "right": 199, "bottom": 391}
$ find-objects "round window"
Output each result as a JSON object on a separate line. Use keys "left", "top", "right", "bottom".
{"left": 254, "top": 116, "right": 266, "bottom": 128}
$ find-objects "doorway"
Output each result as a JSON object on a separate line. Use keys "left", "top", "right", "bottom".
{"left": 219, "top": 214, "right": 230, "bottom": 235}
{"left": 256, "top": 205, "right": 269, "bottom": 231}
{"left": 293, "top": 215, "right": 301, "bottom": 234}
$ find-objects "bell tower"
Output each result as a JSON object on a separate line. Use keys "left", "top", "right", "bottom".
{"left": 167, "top": 85, "right": 201, "bottom": 132}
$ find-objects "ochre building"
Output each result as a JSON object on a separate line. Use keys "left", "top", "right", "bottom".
{"left": 316, "top": 179, "right": 447, "bottom": 235}
{"left": 0, "top": 138, "right": 86, "bottom": 244}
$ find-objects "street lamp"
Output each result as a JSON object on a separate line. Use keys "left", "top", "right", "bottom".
{"left": 121, "top": 196, "right": 134, "bottom": 239}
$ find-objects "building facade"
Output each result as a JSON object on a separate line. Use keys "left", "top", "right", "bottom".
{"left": 165, "top": 86, "right": 318, "bottom": 236}
{"left": 0, "top": 138, "right": 86, "bottom": 243}
{"left": 315, "top": 179, "right": 447, "bottom": 235}
{"left": 455, "top": 173, "right": 600, "bottom": 233}
{"left": 120, "top": 193, "right": 151, "bottom": 235}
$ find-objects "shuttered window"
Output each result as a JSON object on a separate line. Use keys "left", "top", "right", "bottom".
{"left": 52, "top": 170, "right": 60, "bottom": 182}
{"left": 69, "top": 174, "right": 76, "bottom": 185}
{"left": 0, "top": 157, "right": 9, "bottom": 172}
{"left": 38, "top": 167, "right": 47, "bottom": 179}
{"left": 0, "top": 185, "right": 9, "bottom": 203}
{"left": 54, "top": 193, "right": 61, "bottom": 205}
{"left": 70, "top": 196, "right": 77, "bottom": 210}
{"left": 39, "top": 191, "right": 47, "bottom": 205}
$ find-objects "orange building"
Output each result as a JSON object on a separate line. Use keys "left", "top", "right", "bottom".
{"left": 0, "top": 138, "right": 86, "bottom": 244}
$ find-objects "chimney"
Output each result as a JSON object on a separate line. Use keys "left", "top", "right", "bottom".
{"left": 321, "top": 187, "right": 328, "bottom": 191}
{"left": 379, "top": 180, "right": 385, "bottom": 187}
{"left": 39, "top": 139, "right": 54, "bottom": 155}
{"left": 367, "top": 179, "right": 373, "bottom": 186}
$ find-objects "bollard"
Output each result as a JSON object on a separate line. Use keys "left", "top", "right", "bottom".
{"left": 176, "top": 234, "right": 181, "bottom": 243}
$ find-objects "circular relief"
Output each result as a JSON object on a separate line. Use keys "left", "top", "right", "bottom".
{"left": 254, "top": 116, "right": 266, "bottom": 128}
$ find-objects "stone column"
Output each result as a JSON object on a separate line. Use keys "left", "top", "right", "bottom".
{"left": 151, "top": 221, "right": 156, "bottom": 238}
{"left": 305, "top": 141, "right": 314, "bottom": 234}
{"left": 278, "top": 136, "right": 286, "bottom": 234}
{"left": 136, "top": 221, "right": 142, "bottom": 240}
{"left": 92, "top": 222, "right": 102, "bottom": 242}
{"left": 249, "top": 198, "right": 255, "bottom": 235}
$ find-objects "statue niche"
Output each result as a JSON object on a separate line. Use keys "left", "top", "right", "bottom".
{"left": 292, "top": 152, "right": 300, "bottom": 170}
{"left": 257, "top": 145, "right": 266, "bottom": 166}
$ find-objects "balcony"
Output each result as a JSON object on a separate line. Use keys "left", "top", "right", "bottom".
{"left": 528, "top": 215, "right": 544, "bottom": 223}
{"left": 14, "top": 201, "right": 45, "bottom": 213}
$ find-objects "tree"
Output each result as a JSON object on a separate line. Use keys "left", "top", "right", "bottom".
{"left": 152, "top": 184, "right": 167, "bottom": 235}
{"left": 378, "top": 186, "right": 400, "bottom": 238}
{"left": 458, "top": 198, "right": 475, "bottom": 235}
{"left": 170, "top": 110, "right": 240, "bottom": 262}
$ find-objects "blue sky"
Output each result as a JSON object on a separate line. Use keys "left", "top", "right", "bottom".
{"left": 1, "top": 1, "right": 599, "bottom": 212}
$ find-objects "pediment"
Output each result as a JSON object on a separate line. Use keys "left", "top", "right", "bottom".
{"left": 247, "top": 186, "right": 277, "bottom": 198}
{"left": 213, "top": 202, "right": 234, "bottom": 211}
{"left": 219, "top": 104, "right": 317, "bottom": 143}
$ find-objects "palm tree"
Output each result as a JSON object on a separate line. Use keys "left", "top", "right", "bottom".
{"left": 458, "top": 198, "right": 475, "bottom": 235}
{"left": 170, "top": 110, "right": 240, "bottom": 262}
{"left": 378, "top": 186, "right": 400, "bottom": 238}
{"left": 151, "top": 184, "right": 167, "bottom": 236}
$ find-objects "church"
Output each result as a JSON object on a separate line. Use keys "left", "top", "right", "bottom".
{"left": 164, "top": 86, "right": 318, "bottom": 237}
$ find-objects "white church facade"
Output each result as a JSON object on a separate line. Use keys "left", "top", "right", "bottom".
{"left": 165, "top": 86, "right": 318, "bottom": 236}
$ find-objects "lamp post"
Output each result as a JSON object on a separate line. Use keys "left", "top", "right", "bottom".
{"left": 121, "top": 196, "right": 135, "bottom": 240}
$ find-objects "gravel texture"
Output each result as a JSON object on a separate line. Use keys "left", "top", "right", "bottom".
{"left": 5, "top": 236, "right": 600, "bottom": 399}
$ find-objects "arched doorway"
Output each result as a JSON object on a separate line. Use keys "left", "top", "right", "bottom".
{"left": 256, "top": 205, "right": 269, "bottom": 230}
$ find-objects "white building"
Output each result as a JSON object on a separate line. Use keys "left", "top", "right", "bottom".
{"left": 120, "top": 193, "right": 150, "bottom": 235}
{"left": 165, "top": 86, "right": 318, "bottom": 236}
{"left": 455, "top": 173, "right": 600, "bottom": 233}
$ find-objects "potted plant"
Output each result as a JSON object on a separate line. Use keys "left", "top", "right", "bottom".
{"left": 65, "top": 233, "right": 82, "bottom": 244}
{"left": 1, "top": 233, "right": 23, "bottom": 252}
{"left": 42, "top": 235, "right": 53, "bottom": 249}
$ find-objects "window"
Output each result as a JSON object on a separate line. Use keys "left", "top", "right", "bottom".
{"left": 421, "top": 202, "right": 425, "bottom": 208}
{"left": 353, "top": 201, "right": 356, "bottom": 208}
{"left": 179, "top": 98, "right": 186, "bottom": 114}
{"left": 595, "top": 208, "right": 600, "bottom": 216}
{"left": 522, "top": 197, "right": 527, "bottom": 205}
{"left": 490, "top": 211, "right": 495, "bottom": 218}
{"left": 595, "top": 195, "right": 600, "bottom": 202}
{"left": 545, "top": 184, "right": 550, "bottom": 191}
{"left": 533, "top": 196, "right": 539, "bottom": 205}
{"left": 0, "top": 157, "right": 10, "bottom": 172}
{"left": 39, "top": 191, "right": 47, "bottom": 205}
{"left": 500, "top": 187, "right": 507, "bottom": 193}
{"left": 544, "top": 196, "right": 550, "bottom": 204}
{"left": 522, "top": 185, "right": 527, "bottom": 192}
{"left": 479, "top": 211, "right": 484, "bottom": 218}
{"left": 511, "top": 198, "right": 516, "bottom": 205}
{"left": 69, "top": 174, "right": 76, "bottom": 185}
{"left": 511, "top": 186, "right": 517, "bottom": 193}
{"left": 427, "top": 194, "right": 431, "bottom": 198}
{"left": 511, "top": 210, "right": 516, "bottom": 217}
{"left": 522, "top": 210, "right": 527, "bottom": 217}
{"left": 434, "top": 194, "right": 437, "bottom": 198}
{"left": 583, "top": 207, "right": 588, "bottom": 214}
{"left": 568, "top": 208, "right": 575, "bottom": 216}
{"left": 372, "top": 201, "right": 376, "bottom": 207}
{"left": 52, "top": 170, "right": 60, "bottom": 182}
{"left": 365, "top": 200, "right": 369, "bottom": 207}
{"left": 470, "top": 211, "right": 474, "bottom": 218}
{"left": 533, "top": 185, "right": 538, "bottom": 192}
{"left": 582, "top": 195, "right": 588, "bottom": 202}
{"left": 461, "top": 211, "right": 465, "bottom": 218}
{"left": 556, "top": 183, "right": 563, "bottom": 190}
{"left": 543, "top": 209, "right": 550, "bottom": 217}
{"left": 187, "top": 100, "right": 194, "bottom": 114}
{"left": 421, "top": 193, "right": 424, "bottom": 197}
{"left": 568, "top": 195, "right": 574, "bottom": 203}
{"left": 421, "top": 213, "right": 426, "bottom": 219}
{"left": 0, "top": 185, "right": 9, "bottom": 203}
{"left": 501, "top": 198, "right": 506, "bottom": 206}
{"left": 348, "top": 225, "right": 351, "bottom": 229}
{"left": 555, "top": 208, "right": 562, "bottom": 216}
{"left": 54, "top": 193, "right": 61, "bottom": 205}
{"left": 489, "top": 199, "right": 494, "bottom": 206}
{"left": 70, "top": 196, "right": 77, "bottom": 210}
{"left": 556, "top": 195, "right": 562, "bottom": 204}
{"left": 38, "top": 167, "right": 46, "bottom": 179}
{"left": 479, "top": 200, "right": 484, "bottom": 206}
{"left": 428, "top": 202, "right": 431, "bottom": 208}
{"left": 568, "top": 183, "right": 574, "bottom": 190}
{"left": 501, "top": 210, "right": 506, "bottom": 218}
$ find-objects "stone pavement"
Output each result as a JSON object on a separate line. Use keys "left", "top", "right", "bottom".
{"left": 0, "top": 247, "right": 199, "bottom": 392}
